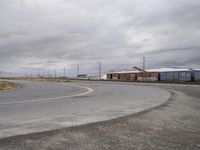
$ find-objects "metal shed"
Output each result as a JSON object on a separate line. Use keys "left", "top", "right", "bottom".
{"left": 137, "top": 72, "right": 159, "bottom": 81}
{"left": 120, "top": 73, "right": 130, "bottom": 81}
{"left": 160, "top": 71, "right": 192, "bottom": 82}
{"left": 194, "top": 71, "right": 200, "bottom": 81}
{"left": 107, "top": 72, "right": 138, "bottom": 81}
{"left": 178, "top": 71, "right": 192, "bottom": 82}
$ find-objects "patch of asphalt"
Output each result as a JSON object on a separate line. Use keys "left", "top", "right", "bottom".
{"left": 0, "top": 83, "right": 200, "bottom": 150}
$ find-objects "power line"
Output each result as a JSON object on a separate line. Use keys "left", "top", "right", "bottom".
{"left": 142, "top": 56, "right": 146, "bottom": 70}
{"left": 77, "top": 64, "right": 79, "bottom": 78}
{"left": 99, "top": 61, "right": 101, "bottom": 80}
{"left": 163, "top": 0, "right": 200, "bottom": 8}
{"left": 63, "top": 66, "right": 66, "bottom": 77}
{"left": 54, "top": 69, "right": 57, "bottom": 78}
{"left": 0, "top": 71, "right": 3, "bottom": 78}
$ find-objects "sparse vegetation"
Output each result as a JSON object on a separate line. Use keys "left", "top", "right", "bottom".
{"left": 1, "top": 77, "right": 70, "bottom": 83}
{"left": 22, "top": 77, "right": 70, "bottom": 83}
{"left": 0, "top": 80, "right": 18, "bottom": 91}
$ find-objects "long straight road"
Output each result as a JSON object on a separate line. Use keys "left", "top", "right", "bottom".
{"left": 0, "top": 80, "right": 170, "bottom": 139}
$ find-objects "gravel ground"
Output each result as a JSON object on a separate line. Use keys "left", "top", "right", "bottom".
{"left": 0, "top": 82, "right": 200, "bottom": 150}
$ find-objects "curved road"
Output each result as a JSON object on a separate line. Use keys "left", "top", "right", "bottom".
{"left": 0, "top": 80, "right": 170, "bottom": 139}
{"left": 0, "top": 81, "right": 200, "bottom": 150}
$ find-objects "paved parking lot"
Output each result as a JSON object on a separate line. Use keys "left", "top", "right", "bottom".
{"left": 0, "top": 81, "right": 200, "bottom": 150}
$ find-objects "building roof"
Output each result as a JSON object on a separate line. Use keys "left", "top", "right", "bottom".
{"left": 107, "top": 68, "right": 200, "bottom": 74}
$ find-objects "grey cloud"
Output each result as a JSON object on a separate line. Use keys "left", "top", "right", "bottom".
{"left": 0, "top": 0, "right": 200, "bottom": 75}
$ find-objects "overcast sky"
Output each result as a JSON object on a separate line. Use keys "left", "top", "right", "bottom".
{"left": 0, "top": 0, "right": 200, "bottom": 76}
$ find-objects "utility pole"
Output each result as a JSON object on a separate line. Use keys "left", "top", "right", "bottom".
{"left": 47, "top": 70, "right": 50, "bottom": 81}
{"left": 77, "top": 64, "right": 79, "bottom": 78}
{"left": 99, "top": 61, "right": 101, "bottom": 80}
{"left": 47, "top": 70, "right": 50, "bottom": 78}
{"left": 25, "top": 71, "right": 27, "bottom": 78}
{"left": 54, "top": 69, "right": 57, "bottom": 78}
{"left": 142, "top": 56, "right": 146, "bottom": 70}
{"left": 37, "top": 72, "right": 40, "bottom": 78}
{"left": 0, "top": 71, "right": 2, "bottom": 78}
{"left": 63, "top": 66, "right": 66, "bottom": 77}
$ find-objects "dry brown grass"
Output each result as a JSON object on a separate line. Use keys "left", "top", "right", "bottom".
{"left": 0, "top": 80, "right": 18, "bottom": 91}
{"left": 22, "top": 78, "right": 70, "bottom": 83}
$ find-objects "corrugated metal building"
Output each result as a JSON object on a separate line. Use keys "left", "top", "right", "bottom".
{"left": 160, "top": 71, "right": 179, "bottom": 82}
{"left": 194, "top": 71, "right": 200, "bottom": 81}
{"left": 160, "top": 71, "right": 193, "bottom": 82}
{"left": 130, "top": 73, "right": 137, "bottom": 81}
{"left": 107, "top": 71, "right": 138, "bottom": 81}
{"left": 178, "top": 71, "right": 192, "bottom": 82}
{"left": 107, "top": 68, "right": 200, "bottom": 82}
{"left": 137, "top": 72, "right": 159, "bottom": 81}
{"left": 107, "top": 73, "right": 121, "bottom": 80}
{"left": 107, "top": 71, "right": 159, "bottom": 81}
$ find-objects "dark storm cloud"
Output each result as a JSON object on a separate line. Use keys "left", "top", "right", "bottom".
{"left": 0, "top": 0, "right": 200, "bottom": 75}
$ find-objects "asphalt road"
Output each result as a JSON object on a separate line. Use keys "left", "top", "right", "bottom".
{"left": 0, "top": 80, "right": 170, "bottom": 139}
{"left": 0, "top": 81, "right": 200, "bottom": 150}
